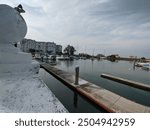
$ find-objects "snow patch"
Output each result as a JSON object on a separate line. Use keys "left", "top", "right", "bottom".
{"left": 0, "top": 74, "right": 68, "bottom": 113}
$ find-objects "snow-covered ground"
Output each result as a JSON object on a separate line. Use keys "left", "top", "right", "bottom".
{"left": 0, "top": 73, "right": 68, "bottom": 113}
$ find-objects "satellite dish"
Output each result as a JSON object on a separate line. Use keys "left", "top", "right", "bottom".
{"left": 0, "top": 4, "right": 27, "bottom": 44}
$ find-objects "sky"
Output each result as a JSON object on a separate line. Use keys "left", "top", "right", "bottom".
{"left": 1, "top": 0, "right": 150, "bottom": 57}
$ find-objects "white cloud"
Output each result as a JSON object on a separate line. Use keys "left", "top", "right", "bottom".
{"left": 1, "top": 0, "right": 150, "bottom": 57}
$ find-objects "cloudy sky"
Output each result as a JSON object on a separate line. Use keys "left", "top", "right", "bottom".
{"left": 1, "top": 0, "right": 150, "bottom": 57}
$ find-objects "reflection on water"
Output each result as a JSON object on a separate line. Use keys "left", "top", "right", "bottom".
{"left": 73, "top": 93, "right": 78, "bottom": 108}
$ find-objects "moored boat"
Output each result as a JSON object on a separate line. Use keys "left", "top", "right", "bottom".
{"left": 56, "top": 56, "right": 70, "bottom": 60}
{"left": 136, "top": 62, "right": 150, "bottom": 67}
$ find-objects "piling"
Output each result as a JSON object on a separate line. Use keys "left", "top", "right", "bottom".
{"left": 75, "top": 66, "right": 79, "bottom": 85}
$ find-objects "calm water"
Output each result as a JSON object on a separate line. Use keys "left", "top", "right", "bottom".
{"left": 39, "top": 69, "right": 106, "bottom": 113}
{"left": 39, "top": 59, "right": 150, "bottom": 112}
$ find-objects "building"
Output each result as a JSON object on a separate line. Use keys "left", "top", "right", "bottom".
{"left": 20, "top": 39, "right": 62, "bottom": 55}
{"left": 20, "top": 39, "right": 36, "bottom": 52}
{"left": 56, "top": 45, "right": 62, "bottom": 55}
{"left": 46, "top": 42, "right": 56, "bottom": 54}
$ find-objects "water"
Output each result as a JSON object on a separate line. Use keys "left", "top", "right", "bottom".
{"left": 39, "top": 69, "right": 106, "bottom": 113}
{"left": 39, "top": 59, "right": 150, "bottom": 112}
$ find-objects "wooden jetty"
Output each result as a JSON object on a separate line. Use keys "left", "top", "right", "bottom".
{"left": 40, "top": 63, "right": 150, "bottom": 113}
{"left": 101, "top": 73, "right": 150, "bottom": 92}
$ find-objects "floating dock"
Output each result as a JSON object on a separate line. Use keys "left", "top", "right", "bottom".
{"left": 40, "top": 63, "right": 150, "bottom": 113}
{"left": 101, "top": 73, "right": 150, "bottom": 92}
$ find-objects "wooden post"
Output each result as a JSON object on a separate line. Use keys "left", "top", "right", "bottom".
{"left": 75, "top": 66, "right": 79, "bottom": 85}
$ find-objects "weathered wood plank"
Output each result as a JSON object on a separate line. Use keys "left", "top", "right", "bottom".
{"left": 101, "top": 73, "right": 150, "bottom": 92}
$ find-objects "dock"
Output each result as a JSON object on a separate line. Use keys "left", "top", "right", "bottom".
{"left": 101, "top": 73, "right": 150, "bottom": 92}
{"left": 40, "top": 63, "right": 150, "bottom": 113}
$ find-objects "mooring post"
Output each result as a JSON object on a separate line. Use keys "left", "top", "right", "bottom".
{"left": 75, "top": 65, "right": 79, "bottom": 85}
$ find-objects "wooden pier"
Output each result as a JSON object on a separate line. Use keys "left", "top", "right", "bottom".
{"left": 40, "top": 63, "right": 150, "bottom": 113}
{"left": 101, "top": 73, "right": 150, "bottom": 92}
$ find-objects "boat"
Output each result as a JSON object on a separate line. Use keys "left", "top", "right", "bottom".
{"left": 56, "top": 56, "right": 70, "bottom": 60}
{"left": 136, "top": 62, "right": 150, "bottom": 67}
{"left": 136, "top": 62, "right": 150, "bottom": 71}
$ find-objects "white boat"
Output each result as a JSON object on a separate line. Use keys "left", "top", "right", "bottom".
{"left": 56, "top": 56, "right": 70, "bottom": 60}
{"left": 136, "top": 62, "right": 150, "bottom": 67}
